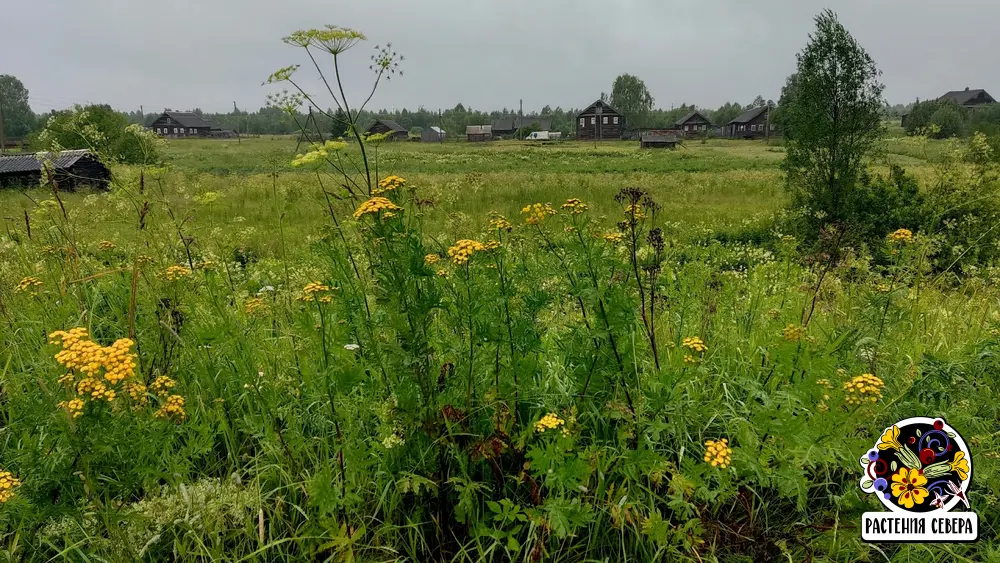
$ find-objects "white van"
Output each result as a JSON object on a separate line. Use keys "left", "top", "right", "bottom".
{"left": 526, "top": 131, "right": 561, "bottom": 141}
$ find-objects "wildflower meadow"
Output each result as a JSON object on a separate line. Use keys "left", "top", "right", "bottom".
{"left": 1, "top": 24, "right": 1000, "bottom": 563}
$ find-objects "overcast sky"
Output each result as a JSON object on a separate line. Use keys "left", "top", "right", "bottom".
{"left": 2, "top": 0, "right": 994, "bottom": 115}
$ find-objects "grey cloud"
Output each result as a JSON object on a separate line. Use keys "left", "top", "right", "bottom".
{"left": 2, "top": 0, "right": 995, "bottom": 114}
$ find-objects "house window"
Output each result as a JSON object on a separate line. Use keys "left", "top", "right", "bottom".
{"left": 613, "top": 117, "right": 618, "bottom": 124}
{"left": 579, "top": 118, "right": 585, "bottom": 127}
{"left": 173, "top": 127, "right": 178, "bottom": 134}
{"left": 591, "top": 117, "right": 596, "bottom": 125}
{"left": 740, "top": 125, "right": 745, "bottom": 131}
{"left": 603, "top": 116, "right": 608, "bottom": 124}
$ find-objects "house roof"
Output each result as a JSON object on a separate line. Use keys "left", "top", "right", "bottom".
{"left": 938, "top": 88, "right": 995, "bottom": 105}
{"left": 429, "top": 126, "right": 445, "bottom": 134}
{"left": 377, "top": 119, "right": 407, "bottom": 133}
{"left": 675, "top": 110, "right": 712, "bottom": 126}
{"left": 161, "top": 111, "right": 211, "bottom": 128}
{"left": 491, "top": 119, "right": 514, "bottom": 131}
{"left": 0, "top": 150, "right": 98, "bottom": 175}
{"left": 728, "top": 106, "right": 769, "bottom": 124}
{"left": 577, "top": 99, "right": 622, "bottom": 117}
{"left": 467, "top": 125, "right": 492, "bottom": 134}
{"left": 516, "top": 116, "right": 553, "bottom": 130}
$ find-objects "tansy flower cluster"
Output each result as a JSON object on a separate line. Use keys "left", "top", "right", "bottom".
{"left": 844, "top": 373, "right": 884, "bottom": 405}
{"left": 353, "top": 197, "right": 402, "bottom": 219}
{"left": 163, "top": 265, "right": 192, "bottom": 281}
{"left": 98, "top": 240, "right": 116, "bottom": 251}
{"left": 782, "top": 324, "right": 805, "bottom": 342}
{"left": 245, "top": 297, "right": 268, "bottom": 314}
{"left": 425, "top": 254, "right": 441, "bottom": 266}
{"left": 373, "top": 175, "right": 406, "bottom": 194}
{"left": 535, "top": 413, "right": 565, "bottom": 433}
{"left": 155, "top": 394, "right": 186, "bottom": 422}
{"left": 488, "top": 214, "right": 512, "bottom": 232}
{"left": 298, "top": 281, "right": 333, "bottom": 303}
{"left": 0, "top": 470, "right": 21, "bottom": 503}
{"left": 521, "top": 203, "right": 557, "bottom": 225}
{"left": 561, "top": 198, "right": 588, "bottom": 214}
{"left": 150, "top": 375, "right": 177, "bottom": 397}
{"left": 15, "top": 276, "right": 43, "bottom": 294}
{"left": 49, "top": 328, "right": 183, "bottom": 420}
{"left": 600, "top": 232, "right": 624, "bottom": 244}
{"left": 704, "top": 439, "right": 732, "bottom": 469}
{"left": 623, "top": 204, "right": 646, "bottom": 220}
{"left": 447, "top": 239, "right": 486, "bottom": 265}
{"left": 888, "top": 228, "right": 914, "bottom": 244}
{"left": 681, "top": 336, "right": 708, "bottom": 353}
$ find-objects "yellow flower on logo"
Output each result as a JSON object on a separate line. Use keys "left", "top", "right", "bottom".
{"left": 890, "top": 467, "right": 928, "bottom": 509}
{"left": 950, "top": 451, "right": 970, "bottom": 481}
{"left": 877, "top": 425, "right": 902, "bottom": 451}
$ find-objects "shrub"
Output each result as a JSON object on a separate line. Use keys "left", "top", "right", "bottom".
{"left": 34, "top": 104, "right": 163, "bottom": 165}
{"left": 921, "top": 132, "right": 1000, "bottom": 273}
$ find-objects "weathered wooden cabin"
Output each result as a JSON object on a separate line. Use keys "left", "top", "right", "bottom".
{"left": 640, "top": 135, "right": 679, "bottom": 149}
{"left": 363, "top": 119, "right": 408, "bottom": 141}
{"left": 466, "top": 125, "right": 493, "bottom": 142}
{"left": 421, "top": 126, "right": 446, "bottom": 142}
{"left": 938, "top": 87, "right": 997, "bottom": 108}
{"left": 675, "top": 111, "right": 713, "bottom": 137}
{"left": 0, "top": 150, "right": 110, "bottom": 189}
{"left": 576, "top": 100, "right": 624, "bottom": 141}
{"left": 149, "top": 111, "right": 214, "bottom": 138}
{"left": 725, "top": 106, "right": 772, "bottom": 139}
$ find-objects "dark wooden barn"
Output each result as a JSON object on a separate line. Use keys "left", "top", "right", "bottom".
{"left": 149, "top": 111, "right": 214, "bottom": 138}
{"left": 490, "top": 117, "right": 553, "bottom": 139}
{"left": 725, "top": 106, "right": 772, "bottom": 139}
{"left": 516, "top": 116, "right": 553, "bottom": 133}
{"left": 576, "top": 100, "right": 624, "bottom": 141}
{"left": 675, "top": 110, "right": 713, "bottom": 137}
{"left": 0, "top": 150, "right": 111, "bottom": 189}
{"left": 490, "top": 119, "right": 516, "bottom": 139}
{"left": 640, "top": 135, "right": 679, "bottom": 149}
{"left": 364, "top": 119, "right": 408, "bottom": 141}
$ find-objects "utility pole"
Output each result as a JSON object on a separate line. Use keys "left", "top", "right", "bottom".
{"left": 139, "top": 104, "right": 144, "bottom": 126}
{"left": 595, "top": 103, "right": 603, "bottom": 149}
{"left": 519, "top": 98, "right": 523, "bottom": 141}
{"left": 0, "top": 96, "right": 6, "bottom": 154}
{"left": 233, "top": 101, "right": 241, "bottom": 145}
{"left": 765, "top": 106, "right": 771, "bottom": 145}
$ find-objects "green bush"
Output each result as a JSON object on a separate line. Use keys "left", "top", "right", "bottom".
{"left": 34, "top": 104, "right": 163, "bottom": 165}
{"left": 921, "top": 132, "right": 1000, "bottom": 273}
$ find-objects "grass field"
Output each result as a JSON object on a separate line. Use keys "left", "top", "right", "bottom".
{"left": 1, "top": 136, "right": 998, "bottom": 561}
